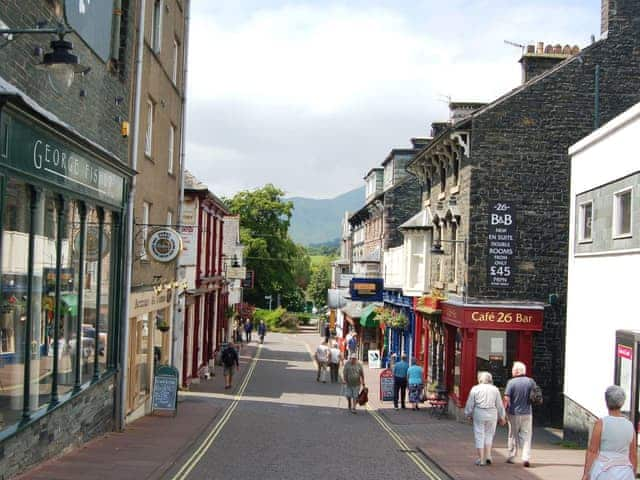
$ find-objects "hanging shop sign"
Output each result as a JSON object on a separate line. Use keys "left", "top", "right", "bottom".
{"left": 64, "top": 0, "right": 114, "bottom": 62}
{"left": 147, "top": 228, "right": 182, "bottom": 263}
{"left": 179, "top": 225, "right": 196, "bottom": 265}
{"left": 1, "top": 111, "right": 126, "bottom": 207}
{"left": 487, "top": 201, "right": 516, "bottom": 288}
{"left": 226, "top": 266, "right": 247, "bottom": 280}
{"left": 349, "top": 278, "right": 383, "bottom": 302}
{"left": 441, "top": 303, "right": 543, "bottom": 332}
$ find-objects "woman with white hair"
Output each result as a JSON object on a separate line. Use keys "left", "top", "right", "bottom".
{"left": 465, "top": 371, "right": 506, "bottom": 466}
{"left": 582, "top": 385, "right": 637, "bottom": 480}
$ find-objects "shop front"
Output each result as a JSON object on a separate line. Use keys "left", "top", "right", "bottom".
{"left": 438, "top": 302, "right": 544, "bottom": 411}
{"left": 126, "top": 288, "right": 174, "bottom": 419}
{"left": 413, "top": 295, "right": 443, "bottom": 387}
{"left": 382, "top": 290, "right": 415, "bottom": 363}
{"left": 0, "top": 100, "right": 131, "bottom": 440}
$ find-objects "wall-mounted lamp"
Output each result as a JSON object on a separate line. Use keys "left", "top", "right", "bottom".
{"left": 0, "top": 22, "right": 90, "bottom": 93}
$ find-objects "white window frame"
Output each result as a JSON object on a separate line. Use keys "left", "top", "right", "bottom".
{"left": 168, "top": 123, "right": 175, "bottom": 174}
{"left": 144, "top": 99, "right": 154, "bottom": 158}
{"left": 142, "top": 202, "right": 151, "bottom": 260}
{"left": 172, "top": 37, "right": 179, "bottom": 84}
{"left": 612, "top": 187, "right": 633, "bottom": 239}
{"left": 166, "top": 210, "right": 173, "bottom": 227}
{"left": 578, "top": 200, "right": 593, "bottom": 243}
{"left": 151, "top": 0, "right": 163, "bottom": 53}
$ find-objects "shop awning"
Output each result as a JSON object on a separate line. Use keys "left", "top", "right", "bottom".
{"left": 359, "top": 304, "right": 379, "bottom": 328}
{"left": 61, "top": 294, "right": 78, "bottom": 317}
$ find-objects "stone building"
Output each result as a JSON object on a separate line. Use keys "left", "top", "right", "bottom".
{"left": 406, "top": 0, "right": 640, "bottom": 424}
{"left": 0, "top": 1, "right": 135, "bottom": 476}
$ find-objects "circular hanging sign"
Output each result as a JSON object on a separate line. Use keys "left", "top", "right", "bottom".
{"left": 147, "top": 228, "right": 182, "bottom": 263}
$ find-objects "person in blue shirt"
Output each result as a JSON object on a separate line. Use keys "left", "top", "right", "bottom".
{"left": 407, "top": 359, "right": 425, "bottom": 410}
{"left": 392, "top": 353, "right": 409, "bottom": 410}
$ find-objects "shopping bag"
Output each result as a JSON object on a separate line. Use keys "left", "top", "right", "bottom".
{"left": 357, "top": 386, "right": 369, "bottom": 406}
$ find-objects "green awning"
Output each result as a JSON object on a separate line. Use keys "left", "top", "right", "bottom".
{"left": 360, "top": 304, "right": 379, "bottom": 328}
{"left": 61, "top": 294, "right": 78, "bottom": 317}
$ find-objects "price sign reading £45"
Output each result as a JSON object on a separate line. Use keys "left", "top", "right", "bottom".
{"left": 487, "top": 202, "right": 516, "bottom": 288}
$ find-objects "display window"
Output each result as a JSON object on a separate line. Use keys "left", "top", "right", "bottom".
{"left": 476, "top": 330, "right": 517, "bottom": 389}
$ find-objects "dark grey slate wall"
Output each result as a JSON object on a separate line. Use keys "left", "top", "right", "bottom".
{"left": 383, "top": 177, "right": 422, "bottom": 250}
{"left": 0, "top": 378, "right": 115, "bottom": 479}
{"left": 466, "top": 2, "right": 640, "bottom": 424}
{"left": 0, "top": 0, "right": 134, "bottom": 163}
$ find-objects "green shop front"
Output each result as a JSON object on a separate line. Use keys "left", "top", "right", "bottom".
{"left": 0, "top": 99, "right": 131, "bottom": 444}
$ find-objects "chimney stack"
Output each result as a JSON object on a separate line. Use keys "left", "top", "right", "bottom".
{"left": 601, "top": 0, "right": 610, "bottom": 36}
{"left": 519, "top": 42, "right": 580, "bottom": 84}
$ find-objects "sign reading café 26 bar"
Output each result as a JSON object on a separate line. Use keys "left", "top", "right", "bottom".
{"left": 0, "top": 111, "right": 126, "bottom": 207}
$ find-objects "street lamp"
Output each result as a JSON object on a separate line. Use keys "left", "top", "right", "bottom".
{"left": 0, "top": 22, "right": 90, "bottom": 93}
{"left": 430, "top": 238, "right": 468, "bottom": 305}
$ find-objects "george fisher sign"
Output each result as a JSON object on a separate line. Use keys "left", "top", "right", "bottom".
{"left": 487, "top": 201, "right": 516, "bottom": 288}
{"left": 441, "top": 303, "right": 543, "bottom": 332}
{"left": 0, "top": 111, "right": 126, "bottom": 207}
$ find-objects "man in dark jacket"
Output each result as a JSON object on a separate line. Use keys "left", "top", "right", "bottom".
{"left": 244, "top": 319, "right": 253, "bottom": 343}
{"left": 221, "top": 343, "right": 239, "bottom": 389}
{"left": 257, "top": 320, "right": 267, "bottom": 344}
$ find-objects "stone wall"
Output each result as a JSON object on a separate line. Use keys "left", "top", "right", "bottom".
{"left": 563, "top": 395, "right": 597, "bottom": 446}
{"left": 0, "top": 0, "right": 135, "bottom": 163}
{"left": 383, "top": 177, "right": 422, "bottom": 250}
{"left": 0, "top": 378, "right": 116, "bottom": 479}
{"left": 466, "top": 3, "right": 640, "bottom": 423}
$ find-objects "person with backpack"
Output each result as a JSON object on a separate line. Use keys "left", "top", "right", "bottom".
{"left": 221, "top": 343, "right": 239, "bottom": 389}
{"left": 503, "top": 361, "right": 540, "bottom": 468}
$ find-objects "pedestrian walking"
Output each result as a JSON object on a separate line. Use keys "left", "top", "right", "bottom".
{"left": 504, "top": 361, "right": 536, "bottom": 467}
{"left": 221, "top": 343, "right": 239, "bottom": 390}
{"left": 244, "top": 318, "right": 253, "bottom": 343}
{"left": 464, "top": 371, "right": 506, "bottom": 466}
{"left": 347, "top": 332, "right": 358, "bottom": 359}
{"left": 407, "top": 359, "right": 424, "bottom": 410}
{"left": 392, "top": 353, "right": 409, "bottom": 410}
{"left": 315, "top": 340, "right": 330, "bottom": 383}
{"left": 583, "top": 385, "right": 637, "bottom": 480}
{"left": 323, "top": 321, "right": 331, "bottom": 343}
{"left": 342, "top": 354, "right": 365, "bottom": 414}
{"left": 329, "top": 341, "right": 342, "bottom": 383}
{"left": 257, "top": 320, "right": 267, "bottom": 344}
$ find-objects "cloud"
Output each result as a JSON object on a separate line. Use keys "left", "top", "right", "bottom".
{"left": 185, "top": 1, "right": 600, "bottom": 198}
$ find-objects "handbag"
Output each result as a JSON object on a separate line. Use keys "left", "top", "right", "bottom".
{"left": 357, "top": 386, "right": 369, "bottom": 406}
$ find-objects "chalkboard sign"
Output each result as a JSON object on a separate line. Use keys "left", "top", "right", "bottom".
{"left": 152, "top": 365, "right": 179, "bottom": 415}
{"left": 379, "top": 368, "right": 394, "bottom": 402}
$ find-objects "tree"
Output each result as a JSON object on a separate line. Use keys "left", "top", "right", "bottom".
{"left": 306, "top": 260, "right": 331, "bottom": 308}
{"left": 225, "top": 184, "right": 311, "bottom": 311}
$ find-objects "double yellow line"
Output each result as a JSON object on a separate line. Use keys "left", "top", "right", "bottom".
{"left": 367, "top": 406, "right": 446, "bottom": 480}
{"left": 171, "top": 345, "right": 262, "bottom": 480}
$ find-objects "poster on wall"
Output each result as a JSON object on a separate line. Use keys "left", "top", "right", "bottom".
{"left": 487, "top": 201, "right": 516, "bottom": 288}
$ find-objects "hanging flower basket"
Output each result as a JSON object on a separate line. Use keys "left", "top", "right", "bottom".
{"left": 157, "top": 320, "right": 170, "bottom": 332}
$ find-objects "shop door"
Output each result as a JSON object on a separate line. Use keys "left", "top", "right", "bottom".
{"left": 614, "top": 329, "right": 640, "bottom": 469}
{"left": 127, "top": 314, "right": 151, "bottom": 414}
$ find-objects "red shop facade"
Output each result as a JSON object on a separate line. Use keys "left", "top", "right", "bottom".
{"left": 414, "top": 296, "right": 543, "bottom": 410}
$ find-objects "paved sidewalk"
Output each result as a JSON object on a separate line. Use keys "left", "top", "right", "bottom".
{"left": 362, "top": 362, "right": 585, "bottom": 480}
{"left": 17, "top": 343, "right": 259, "bottom": 480}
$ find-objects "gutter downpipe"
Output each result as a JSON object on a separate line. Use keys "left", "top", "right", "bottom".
{"left": 117, "top": 0, "right": 146, "bottom": 432}
{"left": 172, "top": 0, "right": 191, "bottom": 369}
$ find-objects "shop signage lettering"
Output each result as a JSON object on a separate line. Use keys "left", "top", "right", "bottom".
{"left": 2, "top": 112, "right": 125, "bottom": 207}
{"left": 349, "top": 278, "right": 383, "bottom": 302}
{"left": 441, "top": 303, "right": 543, "bottom": 332}
{"left": 179, "top": 226, "right": 196, "bottom": 265}
{"left": 487, "top": 202, "right": 516, "bottom": 288}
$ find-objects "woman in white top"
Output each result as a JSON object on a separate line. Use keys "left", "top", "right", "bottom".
{"left": 464, "top": 371, "right": 506, "bottom": 466}
{"left": 583, "top": 385, "right": 637, "bottom": 480}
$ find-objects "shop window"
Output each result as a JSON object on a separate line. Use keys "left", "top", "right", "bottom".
{"left": 0, "top": 179, "right": 30, "bottom": 429}
{"left": 453, "top": 328, "right": 462, "bottom": 397}
{"left": 578, "top": 201, "right": 593, "bottom": 243}
{"left": 98, "top": 211, "right": 112, "bottom": 373}
{"left": 476, "top": 330, "right": 517, "bottom": 389}
{"left": 613, "top": 188, "right": 632, "bottom": 238}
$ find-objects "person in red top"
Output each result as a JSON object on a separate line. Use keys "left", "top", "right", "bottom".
{"left": 338, "top": 337, "right": 346, "bottom": 358}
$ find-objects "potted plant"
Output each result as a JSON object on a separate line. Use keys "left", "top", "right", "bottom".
{"left": 156, "top": 318, "right": 170, "bottom": 332}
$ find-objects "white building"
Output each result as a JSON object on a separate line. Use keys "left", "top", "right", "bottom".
{"left": 222, "top": 215, "right": 244, "bottom": 339}
{"left": 564, "top": 102, "right": 640, "bottom": 444}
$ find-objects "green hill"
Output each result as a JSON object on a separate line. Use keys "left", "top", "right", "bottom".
{"left": 289, "top": 186, "right": 364, "bottom": 246}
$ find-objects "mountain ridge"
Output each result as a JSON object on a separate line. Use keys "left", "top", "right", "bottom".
{"left": 288, "top": 186, "right": 364, "bottom": 246}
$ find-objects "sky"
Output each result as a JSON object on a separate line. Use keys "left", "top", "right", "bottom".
{"left": 185, "top": 0, "right": 601, "bottom": 199}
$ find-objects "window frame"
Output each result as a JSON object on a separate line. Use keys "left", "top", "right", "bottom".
{"left": 578, "top": 200, "right": 593, "bottom": 243}
{"left": 612, "top": 187, "right": 633, "bottom": 239}
{"left": 144, "top": 99, "right": 154, "bottom": 159}
{"left": 172, "top": 37, "right": 180, "bottom": 85}
{"left": 168, "top": 123, "right": 175, "bottom": 174}
{"left": 151, "top": 0, "right": 163, "bottom": 53}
